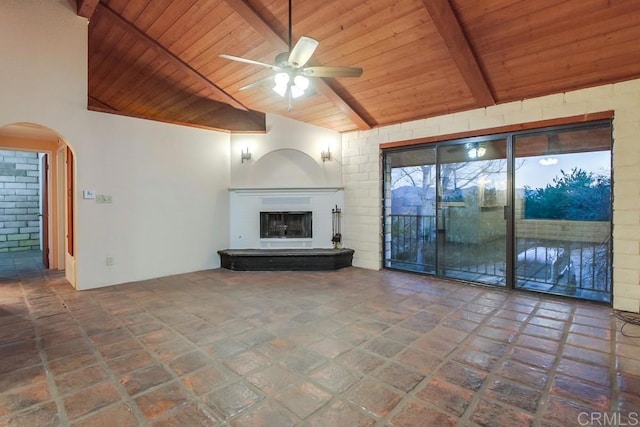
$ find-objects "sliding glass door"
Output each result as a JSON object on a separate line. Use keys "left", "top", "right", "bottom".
{"left": 384, "top": 147, "right": 437, "bottom": 273}
{"left": 437, "top": 139, "right": 508, "bottom": 286}
{"left": 383, "top": 121, "right": 612, "bottom": 303}
{"left": 513, "top": 124, "right": 612, "bottom": 302}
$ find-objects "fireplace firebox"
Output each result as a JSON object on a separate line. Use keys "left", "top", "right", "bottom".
{"left": 260, "top": 211, "right": 312, "bottom": 239}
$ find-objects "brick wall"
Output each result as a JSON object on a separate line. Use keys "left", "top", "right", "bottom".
{"left": 0, "top": 150, "right": 40, "bottom": 252}
{"left": 342, "top": 78, "right": 640, "bottom": 312}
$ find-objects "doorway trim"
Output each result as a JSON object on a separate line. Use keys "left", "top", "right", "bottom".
{"left": 0, "top": 123, "right": 76, "bottom": 287}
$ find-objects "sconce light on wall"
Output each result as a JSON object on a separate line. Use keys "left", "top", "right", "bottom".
{"left": 321, "top": 147, "right": 331, "bottom": 162}
{"left": 241, "top": 147, "right": 252, "bottom": 164}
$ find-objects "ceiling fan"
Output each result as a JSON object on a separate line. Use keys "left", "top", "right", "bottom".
{"left": 220, "top": 0, "right": 363, "bottom": 110}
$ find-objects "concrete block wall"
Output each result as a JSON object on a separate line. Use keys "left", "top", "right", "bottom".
{"left": 342, "top": 78, "right": 640, "bottom": 313}
{"left": 342, "top": 133, "right": 383, "bottom": 269}
{"left": 515, "top": 220, "right": 610, "bottom": 243}
{"left": 0, "top": 150, "right": 40, "bottom": 252}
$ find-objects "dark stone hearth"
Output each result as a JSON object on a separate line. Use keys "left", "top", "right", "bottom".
{"left": 218, "top": 248, "right": 354, "bottom": 271}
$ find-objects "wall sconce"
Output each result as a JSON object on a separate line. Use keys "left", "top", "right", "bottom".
{"left": 321, "top": 147, "right": 331, "bottom": 162}
{"left": 241, "top": 147, "right": 252, "bottom": 164}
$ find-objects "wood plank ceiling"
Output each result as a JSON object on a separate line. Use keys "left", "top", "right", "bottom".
{"left": 82, "top": 0, "right": 640, "bottom": 133}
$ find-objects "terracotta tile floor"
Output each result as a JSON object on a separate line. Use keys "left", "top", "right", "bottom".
{"left": 1, "top": 250, "right": 639, "bottom": 426}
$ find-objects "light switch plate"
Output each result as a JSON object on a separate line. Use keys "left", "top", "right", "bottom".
{"left": 96, "top": 194, "right": 113, "bottom": 204}
{"left": 83, "top": 190, "right": 95, "bottom": 199}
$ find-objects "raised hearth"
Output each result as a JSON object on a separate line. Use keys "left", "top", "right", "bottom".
{"left": 218, "top": 248, "right": 354, "bottom": 271}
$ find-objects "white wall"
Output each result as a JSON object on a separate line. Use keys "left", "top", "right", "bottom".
{"left": 230, "top": 115, "right": 342, "bottom": 188}
{"left": 343, "top": 80, "right": 640, "bottom": 313}
{"left": 0, "top": 0, "right": 231, "bottom": 289}
{"left": 77, "top": 113, "right": 229, "bottom": 287}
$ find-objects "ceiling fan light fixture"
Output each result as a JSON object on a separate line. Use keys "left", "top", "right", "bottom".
{"left": 273, "top": 84, "right": 287, "bottom": 97}
{"left": 290, "top": 75, "right": 309, "bottom": 98}
{"left": 273, "top": 72, "right": 289, "bottom": 97}
{"left": 294, "top": 75, "right": 309, "bottom": 91}
{"left": 220, "top": 0, "right": 362, "bottom": 107}
{"left": 274, "top": 72, "right": 289, "bottom": 86}
{"left": 291, "top": 85, "right": 304, "bottom": 98}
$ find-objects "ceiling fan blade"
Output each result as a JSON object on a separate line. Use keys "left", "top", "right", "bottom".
{"left": 302, "top": 66, "right": 363, "bottom": 78}
{"left": 238, "top": 76, "right": 274, "bottom": 91}
{"left": 219, "top": 54, "right": 280, "bottom": 71}
{"left": 288, "top": 36, "right": 319, "bottom": 68}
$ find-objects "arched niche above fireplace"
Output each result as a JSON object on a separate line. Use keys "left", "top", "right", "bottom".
{"left": 238, "top": 148, "right": 340, "bottom": 189}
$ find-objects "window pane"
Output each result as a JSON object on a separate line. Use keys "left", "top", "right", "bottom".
{"left": 437, "top": 139, "right": 508, "bottom": 286}
{"left": 514, "top": 123, "right": 612, "bottom": 302}
{"left": 384, "top": 148, "right": 437, "bottom": 272}
{"left": 382, "top": 120, "right": 612, "bottom": 303}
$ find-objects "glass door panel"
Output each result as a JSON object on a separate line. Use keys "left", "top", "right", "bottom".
{"left": 437, "top": 139, "right": 508, "bottom": 286}
{"left": 513, "top": 124, "right": 612, "bottom": 302}
{"left": 384, "top": 148, "right": 437, "bottom": 273}
{"left": 382, "top": 120, "right": 612, "bottom": 303}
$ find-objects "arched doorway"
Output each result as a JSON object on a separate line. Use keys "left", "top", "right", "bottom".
{"left": 0, "top": 123, "right": 76, "bottom": 288}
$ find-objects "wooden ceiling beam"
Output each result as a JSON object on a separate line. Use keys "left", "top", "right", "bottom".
{"left": 224, "top": 0, "right": 372, "bottom": 130}
{"left": 88, "top": 96, "right": 266, "bottom": 133}
{"left": 421, "top": 0, "right": 495, "bottom": 107}
{"left": 77, "top": 0, "right": 100, "bottom": 19}
{"left": 224, "top": 0, "right": 289, "bottom": 52}
{"left": 88, "top": 95, "right": 115, "bottom": 111}
{"left": 97, "top": 3, "right": 249, "bottom": 112}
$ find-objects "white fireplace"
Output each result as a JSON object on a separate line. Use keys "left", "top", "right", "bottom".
{"left": 229, "top": 188, "right": 344, "bottom": 249}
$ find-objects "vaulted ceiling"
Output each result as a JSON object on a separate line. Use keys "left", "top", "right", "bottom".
{"left": 80, "top": 0, "right": 640, "bottom": 133}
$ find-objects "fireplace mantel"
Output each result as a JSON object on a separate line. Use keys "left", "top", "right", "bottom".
{"left": 229, "top": 187, "right": 344, "bottom": 193}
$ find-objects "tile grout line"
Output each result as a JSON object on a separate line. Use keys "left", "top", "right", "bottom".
{"left": 96, "top": 275, "right": 282, "bottom": 425}
{"left": 609, "top": 310, "right": 620, "bottom": 422}
{"left": 50, "top": 286, "right": 151, "bottom": 426}
{"left": 530, "top": 302, "right": 575, "bottom": 426}
{"left": 355, "top": 287, "right": 515, "bottom": 425}
{"left": 22, "top": 275, "right": 70, "bottom": 427}
{"left": 89, "top": 295, "right": 222, "bottom": 424}
{"left": 442, "top": 295, "right": 541, "bottom": 426}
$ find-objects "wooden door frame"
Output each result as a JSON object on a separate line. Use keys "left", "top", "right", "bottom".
{"left": 41, "top": 153, "right": 50, "bottom": 268}
{"left": 0, "top": 134, "right": 69, "bottom": 271}
{"left": 66, "top": 146, "right": 74, "bottom": 257}
{"left": 0, "top": 125, "right": 76, "bottom": 287}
